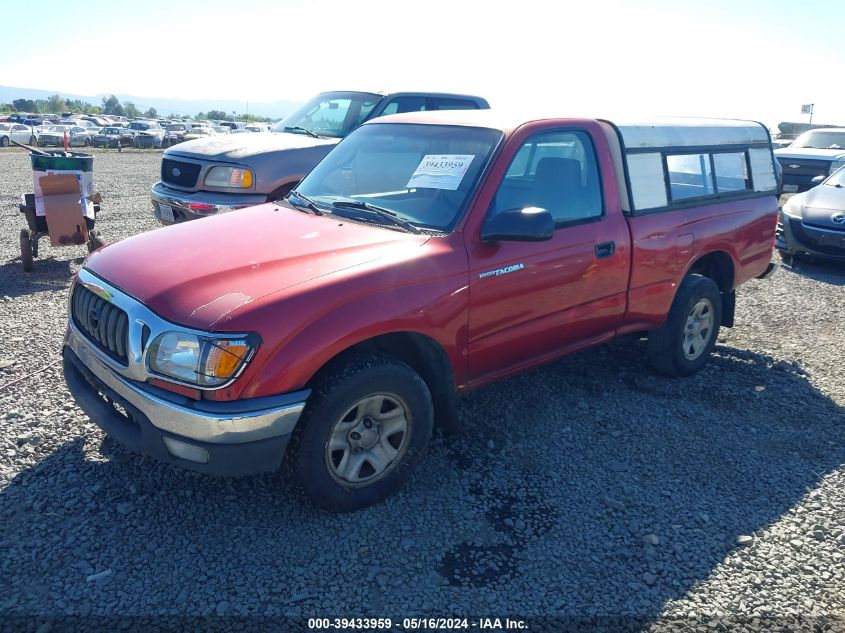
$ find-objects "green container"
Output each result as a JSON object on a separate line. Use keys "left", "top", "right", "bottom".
{"left": 31, "top": 151, "right": 95, "bottom": 218}
{"left": 30, "top": 151, "right": 94, "bottom": 173}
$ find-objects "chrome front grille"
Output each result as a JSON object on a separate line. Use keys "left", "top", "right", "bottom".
{"left": 71, "top": 284, "right": 129, "bottom": 364}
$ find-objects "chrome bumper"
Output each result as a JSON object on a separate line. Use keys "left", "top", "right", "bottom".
{"left": 151, "top": 181, "right": 268, "bottom": 225}
{"left": 65, "top": 323, "right": 306, "bottom": 444}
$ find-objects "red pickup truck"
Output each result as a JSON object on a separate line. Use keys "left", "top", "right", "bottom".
{"left": 63, "top": 111, "right": 779, "bottom": 511}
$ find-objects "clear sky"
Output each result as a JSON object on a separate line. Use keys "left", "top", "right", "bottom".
{"left": 1, "top": 0, "right": 842, "bottom": 128}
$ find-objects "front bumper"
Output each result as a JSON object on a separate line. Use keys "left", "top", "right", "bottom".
{"left": 151, "top": 180, "right": 268, "bottom": 225}
{"left": 62, "top": 295, "right": 309, "bottom": 476}
{"left": 776, "top": 212, "right": 845, "bottom": 261}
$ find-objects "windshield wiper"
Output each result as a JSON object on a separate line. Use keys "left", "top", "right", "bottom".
{"left": 331, "top": 200, "right": 422, "bottom": 234}
{"left": 285, "top": 190, "right": 324, "bottom": 215}
{"left": 283, "top": 126, "right": 321, "bottom": 139}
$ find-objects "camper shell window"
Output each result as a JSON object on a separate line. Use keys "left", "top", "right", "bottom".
{"left": 608, "top": 119, "right": 778, "bottom": 215}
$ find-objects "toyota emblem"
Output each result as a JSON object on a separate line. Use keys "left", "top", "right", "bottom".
{"left": 171, "top": 167, "right": 181, "bottom": 177}
{"left": 788, "top": 164, "right": 800, "bottom": 169}
{"left": 832, "top": 214, "right": 845, "bottom": 225}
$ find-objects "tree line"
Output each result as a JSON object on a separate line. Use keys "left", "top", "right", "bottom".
{"left": 1, "top": 94, "right": 271, "bottom": 123}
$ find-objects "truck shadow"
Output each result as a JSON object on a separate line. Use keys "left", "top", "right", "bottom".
{"left": 1, "top": 341, "right": 843, "bottom": 621}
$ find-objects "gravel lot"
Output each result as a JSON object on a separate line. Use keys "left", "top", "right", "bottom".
{"left": 0, "top": 148, "right": 844, "bottom": 630}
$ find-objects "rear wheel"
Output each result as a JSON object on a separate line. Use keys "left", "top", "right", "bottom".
{"left": 29, "top": 135, "right": 36, "bottom": 145}
{"left": 288, "top": 354, "right": 433, "bottom": 512}
{"left": 0, "top": 136, "right": 9, "bottom": 147}
{"left": 646, "top": 275, "right": 722, "bottom": 377}
{"left": 20, "top": 230, "right": 33, "bottom": 272}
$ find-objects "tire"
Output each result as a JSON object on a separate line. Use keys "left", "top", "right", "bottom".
{"left": 646, "top": 274, "right": 722, "bottom": 377}
{"left": 288, "top": 353, "right": 433, "bottom": 512}
{"left": 0, "top": 136, "right": 8, "bottom": 147}
{"left": 29, "top": 136, "right": 36, "bottom": 145}
{"left": 20, "top": 230, "right": 33, "bottom": 272}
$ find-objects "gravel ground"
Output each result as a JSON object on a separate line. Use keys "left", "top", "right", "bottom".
{"left": 0, "top": 148, "right": 844, "bottom": 629}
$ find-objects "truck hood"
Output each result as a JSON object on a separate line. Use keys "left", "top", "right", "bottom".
{"left": 84, "top": 204, "right": 429, "bottom": 331}
{"left": 775, "top": 147, "right": 845, "bottom": 161}
{"left": 165, "top": 131, "right": 338, "bottom": 163}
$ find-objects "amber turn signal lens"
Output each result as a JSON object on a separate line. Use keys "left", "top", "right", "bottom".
{"left": 205, "top": 340, "right": 250, "bottom": 379}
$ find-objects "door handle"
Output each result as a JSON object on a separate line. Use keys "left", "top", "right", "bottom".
{"left": 594, "top": 241, "right": 616, "bottom": 259}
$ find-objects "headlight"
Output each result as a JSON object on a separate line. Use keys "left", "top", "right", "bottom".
{"left": 205, "top": 166, "right": 254, "bottom": 189}
{"left": 830, "top": 162, "right": 845, "bottom": 175}
{"left": 147, "top": 332, "right": 256, "bottom": 388}
{"left": 782, "top": 197, "right": 803, "bottom": 219}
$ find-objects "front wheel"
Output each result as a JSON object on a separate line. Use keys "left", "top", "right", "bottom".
{"left": 646, "top": 275, "right": 722, "bottom": 377}
{"left": 29, "top": 135, "right": 36, "bottom": 145}
{"left": 288, "top": 354, "right": 433, "bottom": 512}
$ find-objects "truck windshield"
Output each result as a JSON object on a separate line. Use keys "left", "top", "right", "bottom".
{"left": 274, "top": 91, "right": 381, "bottom": 138}
{"left": 791, "top": 130, "right": 845, "bottom": 149}
{"left": 295, "top": 123, "right": 502, "bottom": 233}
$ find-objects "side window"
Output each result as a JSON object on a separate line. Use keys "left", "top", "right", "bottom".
{"left": 380, "top": 97, "right": 429, "bottom": 116}
{"left": 432, "top": 98, "right": 479, "bottom": 111}
{"left": 713, "top": 152, "right": 751, "bottom": 192}
{"left": 354, "top": 98, "right": 379, "bottom": 125}
{"left": 14, "top": 124, "right": 26, "bottom": 131}
{"left": 666, "top": 153, "right": 714, "bottom": 201}
{"left": 491, "top": 130, "right": 603, "bottom": 226}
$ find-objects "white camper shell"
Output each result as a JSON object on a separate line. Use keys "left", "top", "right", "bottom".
{"left": 606, "top": 118, "right": 778, "bottom": 215}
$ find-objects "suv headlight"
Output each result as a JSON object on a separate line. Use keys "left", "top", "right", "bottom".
{"left": 147, "top": 332, "right": 257, "bottom": 388}
{"left": 782, "top": 197, "right": 803, "bottom": 219}
{"left": 205, "top": 166, "right": 254, "bottom": 189}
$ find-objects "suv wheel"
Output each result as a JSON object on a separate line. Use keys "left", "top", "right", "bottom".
{"left": 289, "top": 354, "right": 433, "bottom": 512}
{"left": 646, "top": 275, "right": 722, "bottom": 377}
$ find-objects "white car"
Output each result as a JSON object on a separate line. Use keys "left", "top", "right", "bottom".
{"left": 0, "top": 122, "right": 37, "bottom": 147}
{"left": 36, "top": 125, "right": 91, "bottom": 148}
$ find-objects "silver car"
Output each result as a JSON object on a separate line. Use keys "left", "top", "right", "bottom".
{"left": 777, "top": 165, "right": 845, "bottom": 263}
{"left": 151, "top": 90, "right": 489, "bottom": 224}
{"left": 0, "top": 122, "right": 37, "bottom": 147}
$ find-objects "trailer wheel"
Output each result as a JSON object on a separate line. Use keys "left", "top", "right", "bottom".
{"left": 87, "top": 231, "right": 105, "bottom": 253}
{"left": 646, "top": 274, "right": 722, "bottom": 377}
{"left": 20, "top": 230, "right": 34, "bottom": 272}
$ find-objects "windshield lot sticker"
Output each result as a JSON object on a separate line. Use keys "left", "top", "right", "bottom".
{"left": 407, "top": 155, "right": 475, "bottom": 190}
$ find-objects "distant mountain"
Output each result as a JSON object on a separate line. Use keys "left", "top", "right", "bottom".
{"left": 0, "top": 85, "right": 302, "bottom": 119}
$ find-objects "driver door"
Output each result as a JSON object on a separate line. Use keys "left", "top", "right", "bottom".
{"left": 465, "top": 128, "right": 630, "bottom": 383}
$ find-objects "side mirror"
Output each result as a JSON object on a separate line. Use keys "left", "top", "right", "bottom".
{"left": 481, "top": 207, "right": 554, "bottom": 242}
{"left": 811, "top": 175, "right": 826, "bottom": 185}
